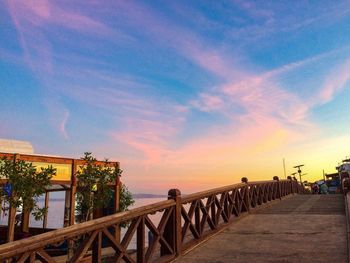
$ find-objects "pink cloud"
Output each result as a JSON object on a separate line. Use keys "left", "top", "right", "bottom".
{"left": 6, "top": 0, "right": 115, "bottom": 36}
{"left": 113, "top": 1, "right": 245, "bottom": 79}
{"left": 315, "top": 58, "right": 350, "bottom": 104}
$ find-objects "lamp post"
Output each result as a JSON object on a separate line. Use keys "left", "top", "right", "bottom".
{"left": 293, "top": 164, "right": 305, "bottom": 183}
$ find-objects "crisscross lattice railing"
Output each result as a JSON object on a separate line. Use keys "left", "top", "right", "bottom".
{"left": 0, "top": 177, "right": 303, "bottom": 262}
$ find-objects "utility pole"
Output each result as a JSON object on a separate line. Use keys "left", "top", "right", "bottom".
{"left": 293, "top": 164, "right": 305, "bottom": 183}
{"left": 283, "top": 158, "right": 287, "bottom": 179}
{"left": 323, "top": 170, "right": 326, "bottom": 182}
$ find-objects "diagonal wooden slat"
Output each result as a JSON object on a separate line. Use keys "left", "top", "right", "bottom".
{"left": 36, "top": 249, "right": 57, "bottom": 263}
{"left": 145, "top": 233, "right": 160, "bottom": 261}
{"left": 121, "top": 217, "right": 141, "bottom": 249}
{"left": 181, "top": 202, "right": 200, "bottom": 241}
{"left": 68, "top": 230, "right": 99, "bottom": 263}
{"left": 102, "top": 227, "right": 135, "bottom": 263}
{"left": 17, "top": 252, "right": 31, "bottom": 263}
{"left": 199, "top": 199, "right": 216, "bottom": 230}
{"left": 145, "top": 215, "right": 160, "bottom": 236}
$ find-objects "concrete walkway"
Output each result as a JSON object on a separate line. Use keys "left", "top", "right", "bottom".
{"left": 176, "top": 195, "right": 347, "bottom": 263}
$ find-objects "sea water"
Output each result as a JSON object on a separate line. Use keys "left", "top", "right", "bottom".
{"left": 0, "top": 196, "right": 165, "bottom": 249}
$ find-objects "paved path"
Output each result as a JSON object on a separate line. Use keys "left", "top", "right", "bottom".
{"left": 176, "top": 195, "right": 347, "bottom": 263}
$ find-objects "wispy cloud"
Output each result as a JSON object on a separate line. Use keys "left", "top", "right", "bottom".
{"left": 60, "top": 110, "right": 70, "bottom": 139}
{"left": 3, "top": 0, "right": 350, "bottom": 192}
{"left": 6, "top": 0, "right": 119, "bottom": 37}
{"left": 112, "top": 1, "right": 246, "bottom": 80}
{"left": 315, "top": 58, "right": 350, "bottom": 105}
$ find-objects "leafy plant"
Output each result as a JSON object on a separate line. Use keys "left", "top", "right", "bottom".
{"left": 0, "top": 156, "right": 56, "bottom": 220}
{"left": 76, "top": 152, "right": 134, "bottom": 222}
{"left": 119, "top": 184, "right": 134, "bottom": 212}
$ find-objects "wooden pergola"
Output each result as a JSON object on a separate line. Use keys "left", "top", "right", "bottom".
{"left": 0, "top": 152, "right": 121, "bottom": 244}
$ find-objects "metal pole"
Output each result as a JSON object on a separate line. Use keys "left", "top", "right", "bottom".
{"left": 283, "top": 158, "right": 287, "bottom": 179}
{"left": 323, "top": 170, "right": 326, "bottom": 182}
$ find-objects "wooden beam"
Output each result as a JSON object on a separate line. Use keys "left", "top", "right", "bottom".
{"left": 7, "top": 205, "right": 16, "bottom": 243}
{"left": 114, "top": 172, "right": 121, "bottom": 242}
{"left": 43, "top": 192, "right": 49, "bottom": 229}
{"left": 21, "top": 210, "right": 30, "bottom": 233}
{"left": 69, "top": 159, "right": 77, "bottom": 226}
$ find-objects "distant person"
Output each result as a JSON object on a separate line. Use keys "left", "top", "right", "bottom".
{"left": 320, "top": 183, "right": 328, "bottom": 194}
{"left": 312, "top": 183, "right": 319, "bottom": 194}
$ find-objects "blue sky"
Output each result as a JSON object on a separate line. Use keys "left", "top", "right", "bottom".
{"left": 1, "top": 1, "right": 350, "bottom": 193}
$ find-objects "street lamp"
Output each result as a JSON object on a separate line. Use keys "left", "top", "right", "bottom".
{"left": 293, "top": 164, "right": 305, "bottom": 183}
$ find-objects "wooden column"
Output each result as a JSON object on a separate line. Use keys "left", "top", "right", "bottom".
{"left": 7, "top": 154, "right": 19, "bottom": 243}
{"left": 7, "top": 205, "right": 16, "bottom": 243}
{"left": 43, "top": 191, "right": 49, "bottom": 229}
{"left": 20, "top": 210, "right": 30, "bottom": 233}
{"left": 93, "top": 188, "right": 103, "bottom": 220}
{"left": 67, "top": 159, "right": 77, "bottom": 260}
{"left": 92, "top": 231, "right": 102, "bottom": 263}
{"left": 287, "top": 176, "right": 294, "bottom": 194}
{"left": 273, "top": 176, "right": 281, "bottom": 200}
{"left": 241, "top": 177, "right": 250, "bottom": 212}
{"left": 114, "top": 170, "right": 121, "bottom": 242}
{"left": 63, "top": 190, "right": 70, "bottom": 227}
{"left": 69, "top": 159, "right": 77, "bottom": 226}
{"left": 137, "top": 216, "right": 145, "bottom": 263}
{"left": 162, "top": 189, "right": 182, "bottom": 257}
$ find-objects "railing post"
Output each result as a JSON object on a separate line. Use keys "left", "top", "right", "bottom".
{"left": 273, "top": 176, "right": 281, "bottom": 199}
{"left": 287, "top": 176, "right": 294, "bottom": 194}
{"left": 294, "top": 177, "right": 299, "bottom": 194}
{"left": 162, "top": 189, "right": 182, "bottom": 257}
{"left": 241, "top": 177, "right": 250, "bottom": 212}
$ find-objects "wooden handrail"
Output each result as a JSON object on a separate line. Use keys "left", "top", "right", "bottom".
{"left": 0, "top": 199, "right": 175, "bottom": 259}
{"left": 182, "top": 183, "right": 246, "bottom": 203}
{"left": 0, "top": 179, "right": 304, "bottom": 262}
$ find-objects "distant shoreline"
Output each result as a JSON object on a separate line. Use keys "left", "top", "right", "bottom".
{"left": 132, "top": 193, "right": 167, "bottom": 199}
{"left": 38, "top": 194, "right": 167, "bottom": 202}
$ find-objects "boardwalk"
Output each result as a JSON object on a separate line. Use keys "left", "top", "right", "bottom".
{"left": 0, "top": 180, "right": 337, "bottom": 262}
{"left": 177, "top": 195, "right": 348, "bottom": 263}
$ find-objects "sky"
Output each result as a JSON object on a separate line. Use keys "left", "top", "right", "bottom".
{"left": 1, "top": 1, "right": 350, "bottom": 194}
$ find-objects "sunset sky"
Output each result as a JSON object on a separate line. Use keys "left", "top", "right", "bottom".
{"left": 1, "top": 1, "right": 350, "bottom": 194}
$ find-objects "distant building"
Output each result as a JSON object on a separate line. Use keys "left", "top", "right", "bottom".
{"left": 0, "top": 138, "right": 34, "bottom": 154}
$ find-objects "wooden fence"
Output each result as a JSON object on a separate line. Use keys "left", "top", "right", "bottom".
{"left": 0, "top": 177, "right": 303, "bottom": 263}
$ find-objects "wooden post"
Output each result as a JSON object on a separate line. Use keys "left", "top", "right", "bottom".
{"left": 7, "top": 154, "right": 18, "bottom": 243}
{"left": 69, "top": 159, "right": 77, "bottom": 226}
{"left": 273, "top": 176, "right": 281, "bottom": 199}
{"left": 93, "top": 188, "right": 103, "bottom": 220}
{"left": 287, "top": 176, "right": 294, "bottom": 194}
{"left": 20, "top": 210, "right": 30, "bottom": 233}
{"left": 7, "top": 205, "right": 16, "bottom": 243}
{"left": 92, "top": 231, "right": 102, "bottom": 263}
{"left": 114, "top": 170, "right": 121, "bottom": 243}
{"left": 162, "top": 189, "right": 182, "bottom": 257}
{"left": 43, "top": 191, "right": 49, "bottom": 229}
{"left": 114, "top": 167, "right": 121, "bottom": 213}
{"left": 241, "top": 177, "right": 250, "bottom": 212}
{"left": 63, "top": 190, "right": 70, "bottom": 227}
{"left": 137, "top": 216, "right": 145, "bottom": 263}
{"left": 67, "top": 159, "right": 77, "bottom": 260}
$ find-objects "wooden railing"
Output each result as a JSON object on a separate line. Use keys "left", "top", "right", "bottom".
{"left": 341, "top": 177, "right": 350, "bottom": 263}
{"left": 0, "top": 177, "right": 303, "bottom": 262}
